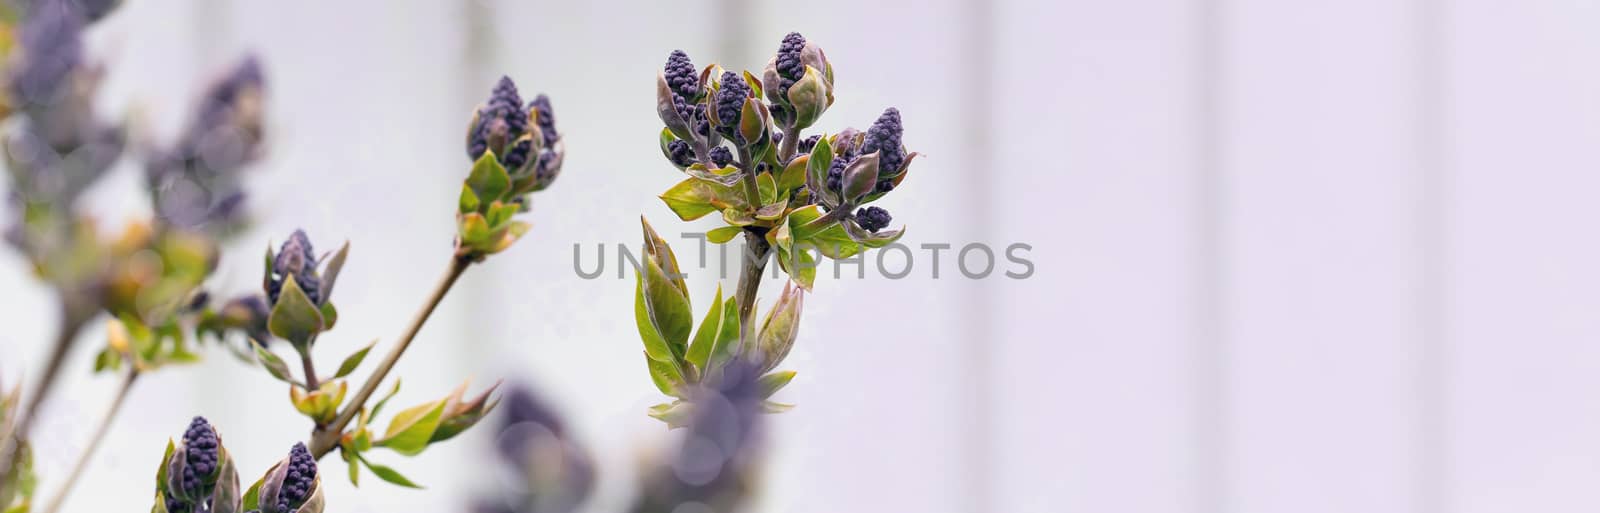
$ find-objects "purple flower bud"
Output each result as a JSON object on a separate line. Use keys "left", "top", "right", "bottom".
{"left": 467, "top": 76, "right": 529, "bottom": 161}
{"left": 266, "top": 229, "right": 320, "bottom": 305}
{"left": 825, "top": 155, "right": 847, "bottom": 193}
{"left": 708, "top": 146, "right": 732, "bottom": 168}
{"left": 666, "top": 140, "right": 695, "bottom": 168}
{"left": 276, "top": 443, "right": 317, "bottom": 513}
{"left": 9, "top": 1, "right": 84, "bottom": 109}
{"left": 854, "top": 206, "right": 892, "bottom": 233}
{"left": 797, "top": 134, "right": 820, "bottom": 155}
{"left": 860, "top": 108, "right": 904, "bottom": 177}
{"left": 180, "top": 416, "right": 220, "bottom": 497}
{"left": 714, "top": 71, "right": 749, "bottom": 132}
{"left": 148, "top": 55, "right": 267, "bottom": 233}
{"left": 530, "top": 94, "right": 559, "bottom": 148}
{"left": 663, "top": 50, "right": 700, "bottom": 100}
{"left": 774, "top": 32, "right": 806, "bottom": 98}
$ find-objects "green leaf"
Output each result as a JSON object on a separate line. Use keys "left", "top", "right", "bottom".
{"left": 377, "top": 399, "right": 447, "bottom": 456}
{"left": 343, "top": 449, "right": 360, "bottom": 487}
{"left": 253, "top": 346, "right": 297, "bottom": 386}
{"left": 656, "top": 174, "right": 748, "bottom": 220}
{"left": 738, "top": 98, "right": 766, "bottom": 145}
{"left": 359, "top": 455, "right": 422, "bottom": 489}
{"left": 317, "top": 241, "right": 351, "bottom": 306}
{"left": 707, "top": 297, "right": 742, "bottom": 371}
{"left": 241, "top": 475, "right": 262, "bottom": 511}
{"left": 635, "top": 277, "right": 674, "bottom": 363}
{"left": 458, "top": 184, "right": 480, "bottom": 215}
{"left": 762, "top": 401, "right": 796, "bottom": 414}
{"left": 645, "top": 353, "right": 684, "bottom": 398}
{"left": 319, "top": 302, "right": 338, "bottom": 331}
{"left": 659, "top": 178, "right": 724, "bottom": 221}
{"left": 789, "top": 206, "right": 863, "bottom": 259}
{"left": 458, "top": 213, "right": 492, "bottom": 246}
{"left": 685, "top": 285, "right": 726, "bottom": 369}
{"left": 757, "top": 171, "right": 777, "bottom": 206}
{"left": 639, "top": 257, "right": 694, "bottom": 359}
{"left": 758, "top": 370, "right": 797, "bottom": 398}
{"left": 465, "top": 151, "right": 511, "bottom": 204}
{"left": 266, "top": 274, "right": 324, "bottom": 346}
{"left": 333, "top": 340, "right": 377, "bottom": 379}
{"left": 646, "top": 401, "right": 694, "bottom": 428}
{"left": 154, "top": 439, "right": 175, "bottom": 494}
{"left": 807, "top": 135, "right": 834, "bottom": 192}
{"left": 778, "top": 154, "right": 809, "bottom": 192}
{"left": 776, "top": 245, "right": 818, "bottom": 291}
{"left": 370, "top": 379, "right": 402, "bottom": 419}
{"left": 706, "top": 226, "right": 742, "bottom": 244}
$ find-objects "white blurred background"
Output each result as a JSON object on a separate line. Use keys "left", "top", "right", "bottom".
{"left": 1, "top": 0, "right": 1597, "bottom": 512}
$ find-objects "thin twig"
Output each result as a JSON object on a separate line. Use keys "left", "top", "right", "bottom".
{"left": 299, "top": 348, "right": 320, "bottom": 391}
{"left": 0, "top": 304, "right": 89, "bottom": 483}
{"left": 307, "top": 252, "right": 472, "bottom": 459}
{"left": 37, "top": 367, "right": 137, "bottom": 513}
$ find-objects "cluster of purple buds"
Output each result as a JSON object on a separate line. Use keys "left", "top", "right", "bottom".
{"left": 180, "top": 417, "right": 220, "bottom": 496}
{"left": 665, "top": 140, "right": 695, "bottom": 169}
{"left": 465, "top": 76, "right": 564, "bottom": 194}
{"left": 242, "top": 442, "right": 321, "bottom": 513}
{"left": 662, "top": 50, "right": 709, "bottom": 138}
{"left": 146, "top": 55, "right": 266, "bottom": 233}
{"left": 713, "top": 71, "right": 750, "bottom": 140}
{"left": 265, "top": 229, "right": 321, "bottom": 306}
{"left": 761, "top": 32, "right": 832, "bottom": 130}
{"left": 772, "top": 32, "right": 806, "bottom": 99}
{"left": 854, "top": 206, "right": 892, "bottom": 233}
{"left": 274, "top": 443, "right": 317, "bottom": 513}
{"left": 860, "top": 108, "right": 906, "bottom": 193}
{"left": 776, "top": 132, "right": 820, "bottom": 155}
{"left": 159, "top": 416, "right": 237, "bottom": 513}
{"left": 2, "top": 0, "right": 124, "bottom": 213}
{"left": 708, "top": 146, "right": 733, "bottom": 168}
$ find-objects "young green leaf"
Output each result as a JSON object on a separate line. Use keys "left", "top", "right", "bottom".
{"left": 376, "top": 399, "right": 447, "bottom": 456}
{"left": 685, "top": 285, "right": 727, "bottom": 369}
{"left": 758, "top": 370, "right": 797, "bottom": 398}
{"left": 646, "top": 353, "right": 685, "bottom": 398}
{"left": 253, "top": 346, "right": 298, "bottom": 386}
{"left": 333, "top": 340, "right": 377, "bottom": 379}
{"left": 266, "top": 275, "right": 324, "bottom": 346}
{"left": 465, "top": 151, "right": 511, "bottom": 204}
{"left": 357, "top": 453, "right": 421, "bottom": 489}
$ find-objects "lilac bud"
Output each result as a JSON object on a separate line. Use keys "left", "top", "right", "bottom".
{"left": 467, "top": 76, "right": 529, "bottom": 162}
{"left": 275, "top": 443, "right": 317, "bottom": 513}
{"left": 773, "top": 32, "right": 806, "bottom": 98}
{"left": 860, "top": 108, "right": 905, "bottom": 177}
{"left": 663, "top": 50, "right": 700, "bottom": 100}
{"left": 8, "top": 1, "right": 84, "bottom": 110}
{"left": 266, "top": 229, "right": 320, "bottom": 306}
{"left": 149, "top": 55, "right": 266, "bottom": 233}
{"left": 665, "top": 139, "right": 694, "bottom": 168}
{"left": 797, "top": 134, "right": 820, "bottom": 155}
{"left": 708, "top": 146, "right": 732, "bottom": 168}
{"left": 180, "top": 417, "right": 220, "bottom": 497}
{"left": 854, "top": 206, "right": 892, "bottom": 233}
{"left": 714, "top": 71, "right": 749, "bottom": 134}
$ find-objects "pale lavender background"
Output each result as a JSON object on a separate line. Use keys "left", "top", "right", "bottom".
{"left": 0, "top": 0, "right": 1595, "bottom": 512}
